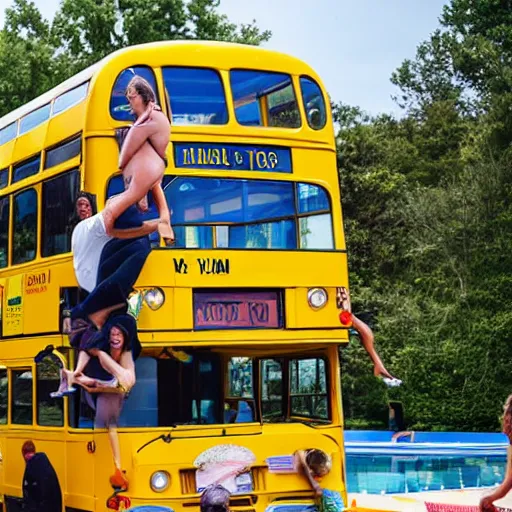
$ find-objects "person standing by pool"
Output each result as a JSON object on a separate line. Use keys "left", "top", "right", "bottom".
{"left": 479, "top": 394, "right": 512, "bottom": 511}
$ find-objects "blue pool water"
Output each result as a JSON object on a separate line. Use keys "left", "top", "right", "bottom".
{"left": 345, "top": 431, "right": 508, "bottom": 494}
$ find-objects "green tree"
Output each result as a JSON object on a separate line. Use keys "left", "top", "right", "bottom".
{"left": 0, "top": 0, "right": 271, "bottom": 116}
{"left": 0, "top": 0, "right": 59, "bottom": 116}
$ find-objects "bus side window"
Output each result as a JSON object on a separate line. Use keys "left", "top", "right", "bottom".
{"left": 260, "top": 359, "right": 285, "bottom": 422}
{"left": 0, "top": 368, "right": 7, "bottom": 424}
{"left": 0, "top": 196, "right": 9, "bottom": 269}
{"left": 13, "top": 188, "right": 37, "bottom": 265}
{"left": 42, "top": 169, "right": 80, "bottom": 257}
{"left": 11, "top": 368, "right": 33, "bottom": 425}
{"left": 36, "top": 355, "right": 64, "bottom": 426}
{"left": 289, "top": 358, "right": 329, "bottom": 421}
{"left": 225, "top": 357, "right": 255, "bottom": 423}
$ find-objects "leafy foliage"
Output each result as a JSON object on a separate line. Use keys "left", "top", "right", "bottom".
{"left": 340, "top": 0, "right": 512, "bottom": 431}
{"left": 0, "top": 0, "right": 271, "bottom": 117}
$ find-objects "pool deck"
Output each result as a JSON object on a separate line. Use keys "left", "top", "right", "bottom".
{"left": 349, "top": 488, "right": 512, "bottom": 511}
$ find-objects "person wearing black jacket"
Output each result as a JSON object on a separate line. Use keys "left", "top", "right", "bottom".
{"left": 21, "top": 441, "right": 62, "bottom": 512}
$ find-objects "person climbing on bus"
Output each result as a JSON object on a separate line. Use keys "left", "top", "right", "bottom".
{"left": 73, "top": 313, "right": 140, "bottom": 491}
{"left": 103, "top": 75, "right": 174, "bottom": 245}
{"left": 61, "top": 192, "right": 97, "bottom": 334}
{"left": 337, "top": 287, "right": 397, "bottom": 380}
{"left": 296, "top": 449, "right": 344, "bottom": 511}
{"left": 351, "top": 314, "right": 396, "bottom": 380}
{"left": 51, "top": 194, "right": 158, "bottom": 397}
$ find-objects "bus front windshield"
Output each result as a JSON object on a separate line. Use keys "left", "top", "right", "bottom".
{"left": 71, "top": 349, "right": 331, "bottom": 428}
{"left": 163, "top": 176, "right": 334, "bottom": 251}
{"left": 107, "top": 175, "right": 334, "bottom": 250}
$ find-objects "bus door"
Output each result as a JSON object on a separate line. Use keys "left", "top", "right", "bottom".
{"left": 32, "top": 350, "right": 71, "bottom": 510}
{"left": 66, "top": 371, "right": 96, "bottom": 511}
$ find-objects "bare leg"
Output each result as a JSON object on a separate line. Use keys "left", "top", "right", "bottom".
{"left": 152, "top": 182, "right": 174, "bottom": 245}
{"left": 108, "top": 425, "right": 129, "bottom": 490}
{"left": 103, "top": 168, "right": 163, "bottom": 235}
{"left": 89, "top": 303, "right": 126, "bottom": 330}
{"left": 137, "top": 194, "right": 149, "bottom": 212}
{"left": 97, "top": 351, "right": 135, "bottom": 391}
{"left": 109, "top": 426, "right": 122, "bottom": 469}
{"left": 74, "top": 374, "right": 99, "bottom": 387}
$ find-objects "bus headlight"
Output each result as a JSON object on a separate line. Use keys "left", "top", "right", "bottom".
{"left": 144, "top": 288, "right": 165, "bottom": 310}
{"left": 307, "top": 288, "right": 328, "bottom": 310}
{"left": 150, "top": 470, "right": 170, "bottom": 492}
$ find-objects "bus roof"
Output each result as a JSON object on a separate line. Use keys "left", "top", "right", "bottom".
{"left": 0, "top": 41, "right": 320, "bottom": 132}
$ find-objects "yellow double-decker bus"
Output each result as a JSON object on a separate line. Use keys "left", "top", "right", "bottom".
{"left": 0, "top": 41, "right": 354, "bottom": 512}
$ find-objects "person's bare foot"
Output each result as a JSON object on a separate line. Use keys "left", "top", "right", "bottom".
{"left": 62, "top": 368, "right": 76, "bottom": 389}
{"left": 158, "top": 221, "right": 175, "bottom": 246}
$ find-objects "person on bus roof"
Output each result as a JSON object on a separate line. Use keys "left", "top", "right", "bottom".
{"left": 102, "top": 75, "right": 174, "bottom": 245}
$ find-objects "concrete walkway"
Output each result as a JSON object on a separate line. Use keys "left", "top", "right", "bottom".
{"left": 348, "top": 488, "right": 512, "bottom": 511}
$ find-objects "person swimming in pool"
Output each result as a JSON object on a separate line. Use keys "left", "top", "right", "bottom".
{"left": 103, "top": 74, "right": 174, "bottom": 245}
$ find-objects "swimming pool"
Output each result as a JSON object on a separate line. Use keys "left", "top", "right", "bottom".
{"left": 344, "top": 431, "right": 508, "bottom": 494}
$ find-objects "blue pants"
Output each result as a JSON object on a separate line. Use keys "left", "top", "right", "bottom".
{"left": 72, "top": 235, "right": 151, "bottom": 319}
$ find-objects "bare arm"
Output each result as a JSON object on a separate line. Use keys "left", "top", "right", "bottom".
{"left": 152, "top": 182, "right": 170, "bottom": 222}
{"left": 296, "top": 450, "right": 323, "bottom": 497}
{"left": 481, "top": 445, "right": 512, "bottom": 507}
{"left": 352, "top": 314, "right": 394, "bottom": 379}
{"left": 118, "top": 121, "right": 159, "bottom": 169}
{"left": 109, "top": 219, "right": 159, "bottom": 239}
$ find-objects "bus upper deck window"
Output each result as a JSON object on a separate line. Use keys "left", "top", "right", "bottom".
{"left": 53, "top": 82, "right": 89, "bottom": 116}
{"left": 42, "top": 170, "right": 80, "bottom": 257}
{"left": 110, "top": 66, "right": 159, "bottom": 122}
{"left": 0, "top": 196, "right": 9, "bottom": 269}
{"left": 300, "top": 77, "right": 327, "bottom": 130}
{"left": 0, "top": 168, "right": 8, "bottom": 190}
{"left": 13, "top": 156, "right": 40, "bottom": 184}
{"left": 163, "top": 67, "right": 228, "bottom": 125}
{"left": 0, "top": 122, "right": 17, "bottom": 146}
{"left": 13, "top": 188, "right": 37, "bottom": 265}
{"left": 230, "top": 70, "right": 301, "bottom": 129}
{"left": 19, "top": 104, "right": 51, "bottom": 136}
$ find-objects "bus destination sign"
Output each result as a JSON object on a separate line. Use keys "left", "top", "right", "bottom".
{"left": 175, "top": 143, "right": 292, "bottom": 173}
{"left": 194, "top": 291, "right": 282, "bottom": 330}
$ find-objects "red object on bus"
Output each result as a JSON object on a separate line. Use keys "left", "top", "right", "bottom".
{"left": 339, "top": 310, "right": 352, "bottom": 325}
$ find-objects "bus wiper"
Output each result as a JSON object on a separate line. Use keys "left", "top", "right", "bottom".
{"left": 137, "top": 427, "right": 176, "bottom": 453}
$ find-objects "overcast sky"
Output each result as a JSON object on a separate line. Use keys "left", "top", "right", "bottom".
{"left": 0, "top": 0, "right": 447, "bottom": 116}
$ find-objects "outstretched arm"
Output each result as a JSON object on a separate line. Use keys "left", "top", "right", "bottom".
{"left": 352, "top": 314, "right": 395, "bottom": 379}
{"left": 296, "top": 450, "right": 323, "bottom": 497}
{"left": 480, "top": 445, "right": 512, "bottom": 509}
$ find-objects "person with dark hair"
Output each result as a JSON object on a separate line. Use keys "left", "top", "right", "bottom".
{"left": 200, "top": 484, "right": 231, "bottom": 512}
{"left": 70, "top": 191, "right": 97, "bottom": 227}
{"left": 479, "top": 394, "right": 512, "bottom": 511}
{"left": 21, "top": 441, "right": 62, "bottom": 512}
{"left": 296, "top": 449, "right": 344, "bottom": 511}
{"left": 73, "top": 314, "right": 140, "bottom": 490}
{"left": 102, "top": 75, "right": 174, "bottom": 244}
{"left": 52, "top": 200, "right": 158, "bottom": 398}
{"left": 62, "top": 191, "right": 98, "bottom": 333}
